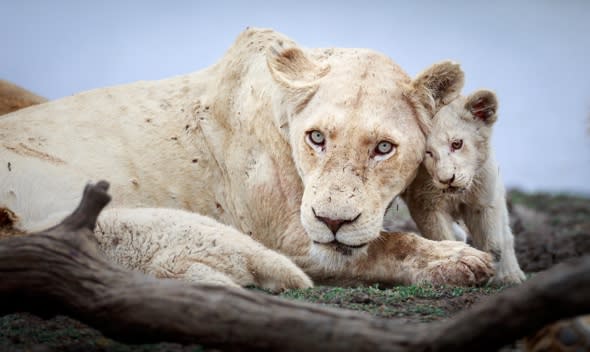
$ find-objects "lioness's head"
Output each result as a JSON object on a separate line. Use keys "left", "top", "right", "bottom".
{"left": 266, "top": 40, "right": 464, "bottom": 257}
{"left": 423, "top": 90, "right": 498, "bottom": 191}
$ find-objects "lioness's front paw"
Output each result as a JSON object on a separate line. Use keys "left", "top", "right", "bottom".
{"left": 421, "top": 241, "right": 495, "bottom": 286}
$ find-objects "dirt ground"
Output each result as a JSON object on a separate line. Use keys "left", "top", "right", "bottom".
{"left": 0, "top": 190, "right": 588, "bottom": 351}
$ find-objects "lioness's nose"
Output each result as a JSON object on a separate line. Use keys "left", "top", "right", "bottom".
{"left": 312, "top": 208, "right": 361, "bottom": 234}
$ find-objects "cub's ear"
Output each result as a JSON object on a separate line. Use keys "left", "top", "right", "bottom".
{"left": 404, "top": 61, "right": 464, "bottom": 134}
{"left": 409, "top": 61, "right": 465, "bottom": 116}
{"left": 465, "top": 89, "right": 498, "bottom": 125}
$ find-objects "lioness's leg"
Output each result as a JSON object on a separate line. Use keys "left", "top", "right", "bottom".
{"left": 463, "top": 205, "right": 525, "bottom": 284}
{"left": 356, "top": 232, "right": 493, "bottom": 286}
{"left": 385, "top": 232, "right": 494, "bottom": 286}
{"left": 95, "top": 208, "right": 312, "bottom": 292}
{"left": 301, "top": 231, "right": 494, "bottom": 286}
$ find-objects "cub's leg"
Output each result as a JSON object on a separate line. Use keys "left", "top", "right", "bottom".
{"left": 147, "top": 260, "right": 241, "bottom": 289}
{"left": 95, "top": 207, "right": 313, "bottom": 292}
{"left": 462, "top": 204, "right": 525, "bottom": 284}
{"left": 406, "top": 201, "right": 456, "bottom": 241}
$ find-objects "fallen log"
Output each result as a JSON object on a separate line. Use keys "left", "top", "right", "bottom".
{"left": 0, "top": 181, "right": 588, "bottom": 352}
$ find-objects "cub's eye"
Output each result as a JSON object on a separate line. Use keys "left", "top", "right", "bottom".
{"left": 307, "top": 130, "right": 325, "bottom": 147}
{"left": 425, "top": 150, "right": 433, "bottom": 157}
{"left": 375, "top": 141, "right": 394, "bottom": 155}
{"left": 451, "top": 140, "right": 463, "bottom": 151}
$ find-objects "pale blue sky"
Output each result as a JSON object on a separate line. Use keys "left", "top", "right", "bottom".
{"left": 1, "top": 0, "right": 589, "bottom": 193}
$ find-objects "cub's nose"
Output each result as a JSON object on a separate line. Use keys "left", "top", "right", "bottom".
{"left": 440, "top": 174, "right": 456, "bottom": 185}
{"left": 312, "top": 208, "right": 361, "bottom": 234}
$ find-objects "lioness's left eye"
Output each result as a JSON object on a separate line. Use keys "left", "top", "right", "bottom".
{"left": 308, "top": 130, "right": 325, "bottom": 146}
{"left": 374, "top": 141, "right": 395, "bottom": 156}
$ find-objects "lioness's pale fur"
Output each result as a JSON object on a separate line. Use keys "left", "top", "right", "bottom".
{"left": 0, "top": 28, "right": 494, "bottom": 289}
{"left": 404, "top": 89, "right": 526, "bottom": 284}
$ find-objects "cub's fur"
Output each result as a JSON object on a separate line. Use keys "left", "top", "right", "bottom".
{"left": 404, "top": 89, "right": 526, "bottom": 284}
{"left": 96, "top": 207, "right": 313, "bottom": 292}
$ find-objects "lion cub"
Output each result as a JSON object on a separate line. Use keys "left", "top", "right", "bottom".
{"left": 403, "top": 89, "right": 526, "bottom": 284}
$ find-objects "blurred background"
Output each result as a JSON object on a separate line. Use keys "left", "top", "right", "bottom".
{"left": 1, "top": 0, "right": 589, "bottom": 194}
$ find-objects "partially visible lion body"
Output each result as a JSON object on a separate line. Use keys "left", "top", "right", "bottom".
{"left": 0, "top": 80, "right": 46, "bottom": 116}
{"left": 97, "top": 207, "right": 313, "bottom": 291}
{"left": 1, "top": 28, "right": 494, "bottom": 288}
{"left": 404, "top": 91, "right": 525, "bottom": 284}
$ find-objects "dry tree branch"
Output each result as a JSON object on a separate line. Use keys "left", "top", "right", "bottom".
{"left": 0, "top": 181, "right": 587, "bottom": 351}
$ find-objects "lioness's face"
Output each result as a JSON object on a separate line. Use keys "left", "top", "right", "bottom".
{"left": 287, "top": 52, "right": 425, "bottom": 256}
{"left": 423, "top": 92, "right": 496, "bottom": 192}
{"left": 267, "top": 43, "right": 464, "bottom": 258}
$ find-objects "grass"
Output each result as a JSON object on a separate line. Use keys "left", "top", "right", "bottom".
{"left": 278, "top": 284, "right": 506, "bottom": 322}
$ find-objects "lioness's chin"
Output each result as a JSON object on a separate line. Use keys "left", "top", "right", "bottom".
{"left": 312, "top": 240, "right": 368, "bottom": 256}
{"left": 309, "top": 242, "right": 369, "bottom": 270}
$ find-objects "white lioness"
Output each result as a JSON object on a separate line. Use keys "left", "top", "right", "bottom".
{"left": 0, "top": 28, "right": 495, "bottom": 289}
{"left": 404, "top": 89, "right": 526, "bottom": 284}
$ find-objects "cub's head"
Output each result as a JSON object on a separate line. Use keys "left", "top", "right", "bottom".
{"left": 423, "top": 90, "right": 498, "bottom": 192}
{"left": 266, "top": 39, "right": 464, "bottom": 259}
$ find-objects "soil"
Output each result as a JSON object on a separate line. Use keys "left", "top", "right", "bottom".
{"left": 0, "top": 190, "right": 588, "bottom": 351}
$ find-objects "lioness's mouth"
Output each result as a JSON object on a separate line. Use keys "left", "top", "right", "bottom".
{"left": 313, "top": 240, "right": 368, "bottom": 256}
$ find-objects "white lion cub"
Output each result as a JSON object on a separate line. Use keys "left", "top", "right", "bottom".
{"left": 403, "top": 89, "right": 526, "bottom": 284}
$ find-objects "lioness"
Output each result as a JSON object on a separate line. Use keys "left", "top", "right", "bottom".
{"left": 0, "top": 28, "right": 494, "bottom": 288}
{"left": 404, "top": 89, "right": 526, "bottom": 284}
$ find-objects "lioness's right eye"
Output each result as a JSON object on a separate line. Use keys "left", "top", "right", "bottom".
{"left": 307, "top": 130, "right": 325, "bottom": 147}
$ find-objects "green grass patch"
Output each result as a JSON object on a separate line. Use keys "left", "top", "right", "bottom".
{"left": 279, "top": 284, "right": 505, "bottom": 322}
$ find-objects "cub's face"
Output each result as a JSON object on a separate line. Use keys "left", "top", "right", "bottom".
{"left": 423, "top": 90, "right": 498, "bottom": 192}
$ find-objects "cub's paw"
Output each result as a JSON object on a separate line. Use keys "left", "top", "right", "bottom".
{"left": 422, "top": 241, "right": 495, "bottom": 286}
{"left": 492, "top": 266, "right": 526, "bottom": 285}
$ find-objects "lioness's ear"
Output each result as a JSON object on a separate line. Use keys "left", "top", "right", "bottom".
{"left": 409, "top": 61, "right": 465, "bottom": 116}
{"left": 267, "top": 42, "right": 330, "bottom": 114}
{"left": 465, "top": 89, "right": 498, "bottom": 125}
{"left": 267, "top": 43, "right": 329, "bottom": 85}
